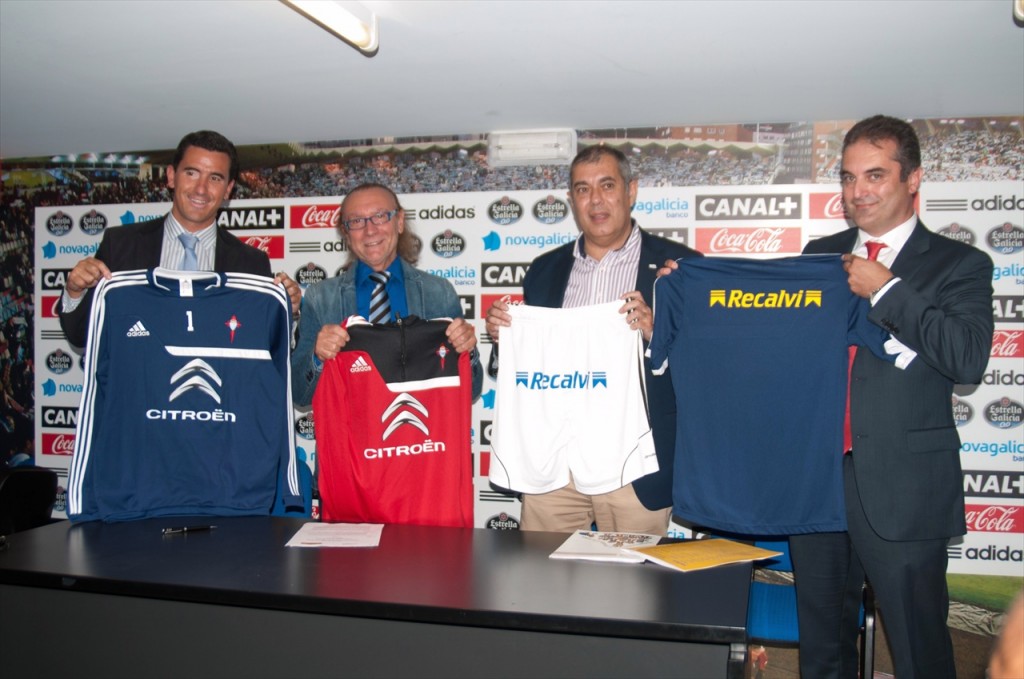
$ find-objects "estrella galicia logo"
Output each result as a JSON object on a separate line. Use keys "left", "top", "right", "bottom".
{"left": 482, "top": 231, "right": 501, "bottom": 251}
{"left": 46, "top": 211, "right": 73, "bottom": 237}
{"left": 169, "top": 359, "right": 223, "bottom": 403}
{"left": 986, "top": 222, "right": 1024, "bottom": 255}
{"left": 295, "top": 262, "right": 327, "bottom": 288}
{"left": 46, "top": 349, "right": 73, "bottom": 375}
{"left": 488, "top": 196, "right": 524, "bottom": 226}
{"left": 951, "top": 396, "right": 973, "bottom": 427}
{"left": 515, "top": 371, "right": 607, "bottom": 389}
{"left": 532, "top": 196, "right": 569, "bottom": 224}
{"left": 431, "top": 230, "right": 466, "bottom": 258}
{"left": 937, "top": 222, "right": 976, "bottom": 246}
{"left": 486, "top": 512, "right": 520, "bottom": 530}
{"left": 79, "top": 209, "right": 108, "bottom": 236}
{"left": 295, "top": 413, "right": 316, "bottom": 440}
{"left": 984, "top": 397, "right": 1024, "bottom": 429}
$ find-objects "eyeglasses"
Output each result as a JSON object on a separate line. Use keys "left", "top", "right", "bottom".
{"left": 341, "top": 209, "right": 397, "bottom": 232}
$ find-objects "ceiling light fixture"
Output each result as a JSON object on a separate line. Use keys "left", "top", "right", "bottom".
{"left": 281, "top": 0, "right": 379, "bottom": 56}
{"left": 487, "top": 129, "right": 578, "bottom": 166}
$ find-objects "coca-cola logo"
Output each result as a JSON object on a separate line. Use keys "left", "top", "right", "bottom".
{"left": 242, "top": 235, "right": 284, "bottom": 259}
{"left": 41, "top": 295, "right": 60, "bottom": 318}
{"left": 696, "top": 227, "right": 802, "bottom": 254}
{"left": 965, "top": 505, "right": 1023, "bottom": 533}
{"left": 42, "top": 432, "right": 75, "bottom": 456}
{"left": 290, "top": 204, "right": 341, "bottom": 229}
{"left": 809, "top": 193, "right": 848, "bottom": 220}
{"left": 992, "top": 331, "right": 1023, "bottom": 359}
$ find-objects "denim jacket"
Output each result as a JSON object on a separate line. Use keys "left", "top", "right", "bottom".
{"left": 291, "top": 259, "right": 482, "bottom": 406}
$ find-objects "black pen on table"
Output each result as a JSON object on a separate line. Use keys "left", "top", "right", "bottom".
{"left": 162, "top": 525, "right": 217, "bottom": 536}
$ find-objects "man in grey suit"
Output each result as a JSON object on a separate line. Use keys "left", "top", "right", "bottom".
{"left": 790, "top": 115, "right": 994, "bottom": 678}
{"left": 59, "top": 130, "right": 301, "bottom": 349}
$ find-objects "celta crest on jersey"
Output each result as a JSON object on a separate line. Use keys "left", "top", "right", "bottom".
{"left": 514, "top": 370, "right": 608, "bottom": 389}
{"left": 224, "top": 314, "right": 242, "bottom": 343}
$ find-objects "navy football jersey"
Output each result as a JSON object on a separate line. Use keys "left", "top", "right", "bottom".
{"left": 649, "top": 255, "right": 890, "bottom": 535}
{"left": 68, "top": 269, "right": 299, "bottom": 521}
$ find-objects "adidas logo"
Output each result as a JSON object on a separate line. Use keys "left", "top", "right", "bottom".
{"left": 126, "top": 321, "right": 150, "bottom": 337}
{"left": 350, "top": 355, "right": 372, "bottom": 373}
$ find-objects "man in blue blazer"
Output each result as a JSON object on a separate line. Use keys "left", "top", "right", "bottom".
{"left": 485, "top": 146, "right": 701, "bottom": 534}
{"left": 790, "top": 116, "right": 994, "bottom": 678}
{"left": 291, "top": 182, "right": 481, "bottom": 407}
{"left": 59, "top": 130, "right": 301, "bottom": 349}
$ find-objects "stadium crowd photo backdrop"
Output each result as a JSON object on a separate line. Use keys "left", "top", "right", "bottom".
{"left": 6, "top": 118, "right": 1021, "bottom": 595}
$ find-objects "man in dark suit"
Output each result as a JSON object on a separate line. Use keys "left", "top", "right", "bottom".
{"left": 484, "top": 145, "right": 702, "bottom": 534}
{"left": 789, "top": 115, "right": 994, "bottom": 678}
{"left": 59, "top": 130, "right": 301, "bottom": 349}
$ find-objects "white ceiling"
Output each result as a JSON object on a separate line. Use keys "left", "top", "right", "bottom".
{"left": 1, "top": 0, "right": 1022, "bottom": 159}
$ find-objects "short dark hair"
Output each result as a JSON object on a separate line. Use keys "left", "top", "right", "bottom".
{"left": 340, "top": 183, "right": 419, "bottom": 266}
{"left": 842, "top": 115, "right": 921, "bottom": 181}
{"left": 570, "top": 145, "right": 634, "bottom": 186}
{"left": 172, "top": 130, "right": 239, "bottom": 183}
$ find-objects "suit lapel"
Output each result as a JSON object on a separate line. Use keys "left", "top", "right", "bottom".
{"left": 889, "top": 221, "right": 931, "bottom": 281}
{"left": 138, "top": 218, "right": 165, "bottom": 269}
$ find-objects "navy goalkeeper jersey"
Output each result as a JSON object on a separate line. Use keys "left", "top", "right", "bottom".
{"left": 68, "top": 269, "right": 299, "bottom": 521}
{"left": 648, "top": 255, "right": 890, "bottom": 535}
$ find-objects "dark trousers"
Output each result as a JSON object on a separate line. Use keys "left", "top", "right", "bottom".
{"left": 789, "top": 454, "right": 955, "bottom": 679}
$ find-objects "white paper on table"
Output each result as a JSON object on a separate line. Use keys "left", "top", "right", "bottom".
{"left": 285, "top": 522, "right": 384, "bottom": 547}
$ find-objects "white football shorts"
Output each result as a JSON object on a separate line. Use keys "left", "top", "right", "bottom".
{"left": 489, "top": 300, "right": 657, "bottom": 495}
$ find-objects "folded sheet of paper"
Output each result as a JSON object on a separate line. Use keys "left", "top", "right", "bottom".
{"left": 285, "top": 522, "right": 384, "bottom": 547}
{"left": 628, "top": 538, "right": 782, "bottom": 572}
{"left": 549, "top": 530, "right": 662, "bottom": 563}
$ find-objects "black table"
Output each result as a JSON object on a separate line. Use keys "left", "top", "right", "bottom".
{"left": 0, "top": 517, "right": 750, "bottom": 678}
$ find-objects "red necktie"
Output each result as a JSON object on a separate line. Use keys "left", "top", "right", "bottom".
{"left": 843, "top": 241, "right": 886, "bottom": 453}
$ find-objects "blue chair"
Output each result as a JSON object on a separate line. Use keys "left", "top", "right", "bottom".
{"left": 746, "top": 538, "right": 876, "bottom": 679}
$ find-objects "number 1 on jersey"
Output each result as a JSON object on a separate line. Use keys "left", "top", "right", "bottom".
{"left": 185, "top": 310, "right": 195, "bottom": 332}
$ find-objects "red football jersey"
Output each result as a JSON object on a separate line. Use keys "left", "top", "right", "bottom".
{"left": 312, "top": 316, "right": 473, "bottom": 527}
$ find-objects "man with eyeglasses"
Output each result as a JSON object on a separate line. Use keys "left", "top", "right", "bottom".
{"left": 291, "top": 182, "right": 482, "bottom": 407}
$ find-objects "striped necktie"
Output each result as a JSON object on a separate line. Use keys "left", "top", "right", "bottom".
{"left": 179, "top": 232, "right": 199, "bottom": 271}
{"left": 368, "top": 271, "right": 392, "bottom": 324}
